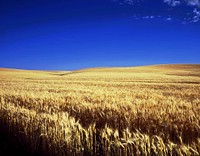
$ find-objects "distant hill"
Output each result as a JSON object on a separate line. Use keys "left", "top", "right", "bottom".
{"left": 74, "top": 64, "right": 199, "bottom": 72}
{"left": 69, "top": 64, "right": 200, "bottom": 77}
{"left": 1, "top": 64, "right": 200, "bottom": 77}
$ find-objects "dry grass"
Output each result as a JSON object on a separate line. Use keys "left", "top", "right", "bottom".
{"left": 0, "top": 64, "right": 200, "bottom": 156}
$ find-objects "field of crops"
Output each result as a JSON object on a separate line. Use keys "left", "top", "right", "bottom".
{"left": 0, "top": 64, "right": 200, "bottom": 156}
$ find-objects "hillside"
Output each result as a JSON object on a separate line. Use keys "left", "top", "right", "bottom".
{"left": 1, "top": 64, "right": 200, "bottom": 75}
{"left": 70, "top": 64, "right": 200, "bottom": 76}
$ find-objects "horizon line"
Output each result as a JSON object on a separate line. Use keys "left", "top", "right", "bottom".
{"left": 1, "top": 63, "right": 200, "bottom": 72}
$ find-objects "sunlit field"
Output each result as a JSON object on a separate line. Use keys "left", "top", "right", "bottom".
{"left": 0, "top": 64, "right": 200, "bottom": 156}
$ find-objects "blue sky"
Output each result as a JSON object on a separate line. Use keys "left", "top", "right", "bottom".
{"left": 1, "top": 0, "right": 200, "bottom": 70}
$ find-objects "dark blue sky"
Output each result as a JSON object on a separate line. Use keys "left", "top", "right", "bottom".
{"left": 1, "top": 0, "right": 200, "bottom": 70}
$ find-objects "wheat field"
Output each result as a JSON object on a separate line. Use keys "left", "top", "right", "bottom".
{"left": 0, "top": 64, "right": 200, "bottom": 156}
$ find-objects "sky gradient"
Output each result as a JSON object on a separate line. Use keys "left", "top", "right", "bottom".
{"left": 1, "top": 0, "right": 200, "bottom": 70}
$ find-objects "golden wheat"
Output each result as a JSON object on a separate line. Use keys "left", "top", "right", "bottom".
{"left": 0, "top": 65, "right": 200, "bottom": 155}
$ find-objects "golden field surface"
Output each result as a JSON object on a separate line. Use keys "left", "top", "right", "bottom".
{"left": 0, "top": 64, "right": 200, "bottom": 156}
